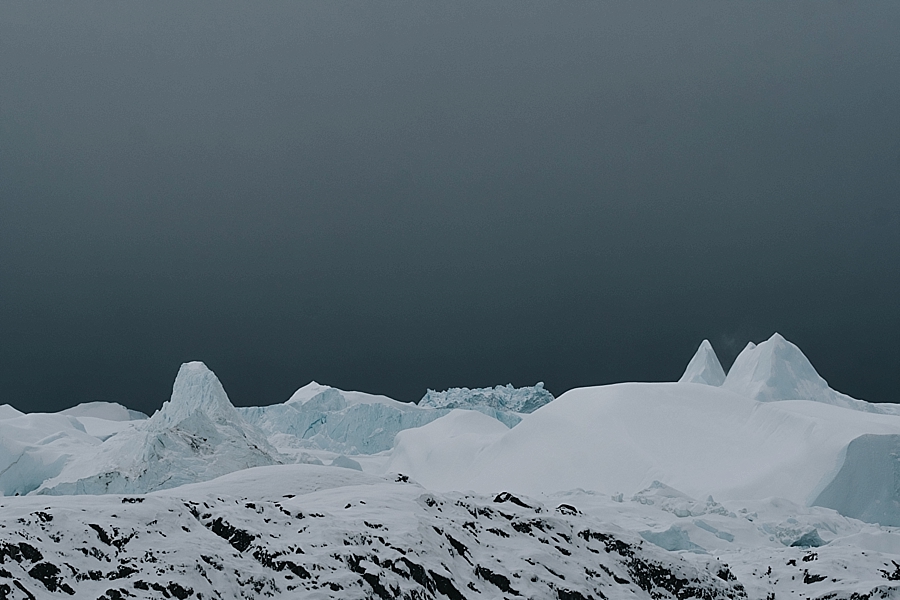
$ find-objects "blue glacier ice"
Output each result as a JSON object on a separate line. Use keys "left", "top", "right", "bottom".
{"left": 238, "top": 381, "right": 535, "bottom": 455}
{"left": 238, "top": 386, "right": 449, "bottom": 455}
{"left": 418, "top": 382, "right": 554, "bottom": 414}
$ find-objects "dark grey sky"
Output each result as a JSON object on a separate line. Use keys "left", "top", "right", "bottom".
{"left": 2, "top": 1, "right": 899, "bottom": 414}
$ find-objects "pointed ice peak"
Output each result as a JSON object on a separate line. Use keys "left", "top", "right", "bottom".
{"left": 678, "top": 339, "right": 726, "bottom": 386}
{"left": 722, "top": 333, "right": 833, "bottom": 403}
{"left": 151, "top": 361, "right": 240, "bottom": 429}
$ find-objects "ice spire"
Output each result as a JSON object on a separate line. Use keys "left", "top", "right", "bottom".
{"left": 150, "top": 361, "right": 242, "bottom": 429}
{"left": 678, "top": 339, "right": 726, "bottom": 386}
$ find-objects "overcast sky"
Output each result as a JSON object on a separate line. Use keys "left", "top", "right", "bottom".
{"left": 1, "top": 1, "right": 898, "bottom": 414}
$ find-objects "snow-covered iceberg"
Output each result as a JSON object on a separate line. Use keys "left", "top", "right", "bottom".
{"left": 0, "top": 413, "right": 100, "bottom": 496}
{"left": 238, "top": 382, "right": 453, "bottom": 455}
{"left": 678, "top": 339, "right": 726, "bottom": 386}
{"left": 59, "top": 401, "right": 148, "bottom": 421}
{"left": 392, "top": 380, "right": 900, "bottom": 523}
{"left": 34, "top": 362, "right": 281, "bottom": 495}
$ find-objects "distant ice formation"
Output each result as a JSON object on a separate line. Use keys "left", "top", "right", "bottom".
{"left": 59, "top": 401, "right": 148, "bottom": 421}
{"left": 679, "top": 339, "right": 726, "bottom": 386}
{"left": 238, "top": 382, "right": 453, "bottom": 455}
{"left": 722, "top": 333, "right": 900, "bottom": 414}
{"left": 419, "top": 382, "right": 554, "bottom": 414}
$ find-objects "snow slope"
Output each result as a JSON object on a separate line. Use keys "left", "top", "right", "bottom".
{"left": 0, "top": 404, "right": 24, "bottom": 419}
{"left": 388, "top": 409, "right": 510, "bottom": 491}
{"left": 678, "top": 339, "right": 726, "bottom": 386}
{"left": 3, "top": 464, "right": 900, "bottom": 600}
{"left": 0, "top": 464, "right": 750, "bottom": 600}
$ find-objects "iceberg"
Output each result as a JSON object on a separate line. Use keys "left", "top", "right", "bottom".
{"left": 678, "top": 339, "right": 726, "bottom": 386}
{"left": 34, "top": 362, "right": 281, "bottom": 495}
{"left": 419, "top": 382, "right": 554, "bottom": 415}
{"left": 722, "top": 333, "right": 900, "bottom": 414}
{"left": 59, "top": 401, "right": 148, "bottom": 421}
{"left": 0, "top": 413, "right": 100, "bottom": 496}
{"left": 396, "top": 380, "right": 900, "bottom": 519}
{"left": 239, "top": 382, "right": 452, "bottom": 455}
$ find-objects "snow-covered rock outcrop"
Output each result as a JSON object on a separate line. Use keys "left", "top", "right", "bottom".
{"left": 419, "top": 382, "right": 554, "bottom": 417}
{"left": 0, "top": 465, "right": 750, "bottom": 600}
{"left": 722, "top": 333, "right": 900, "bottom": 414}
{"left": 678, "top": 339, "right": 726, "bottom": 386}
{"left": 33, "top": 362, "right": 281, "bottom": 495}
{"left": 238, "top": 382, "right": 450, "bottom": 455}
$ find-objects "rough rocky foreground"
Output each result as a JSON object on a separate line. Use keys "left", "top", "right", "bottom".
{"left": 0, "top": 468, "right": 748, "bottom": 600}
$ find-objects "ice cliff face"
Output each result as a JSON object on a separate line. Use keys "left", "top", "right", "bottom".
{"left": 34, "top": 362, "right": 280, "bottom": 495}
{"left": 814, "top": 433, "right": 900, "bottom": 527}
{"left": 0, "top": 414, "right": 99, "bottom": 496}
{"left": 419, "top": 382, "right": 554, "bottom": 414}
{"left": 678, "top": 339, "right": 726, "bottom": 386}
